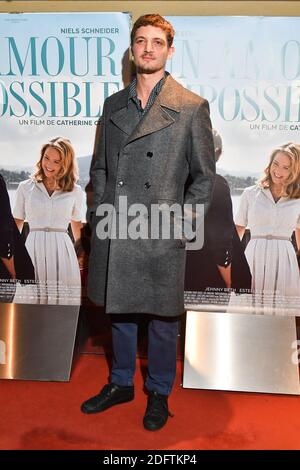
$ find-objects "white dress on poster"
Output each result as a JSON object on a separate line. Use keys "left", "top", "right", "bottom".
{"left": 234, "top": 184, "right": 300, "bottom": 314}
{"left": 13, "top": 178, "right": 85, "bottom": 305}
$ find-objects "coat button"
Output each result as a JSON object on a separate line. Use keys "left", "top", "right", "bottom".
{"left": 118, "top": 181, "right": 124, "bottom": 187}
{"left": 147, "top": 152, "right": 153, "bottom": 158}
{"left": 144, "top": 182, "right": 151, "bottom": 189}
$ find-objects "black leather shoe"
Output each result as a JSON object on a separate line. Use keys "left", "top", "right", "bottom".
{"left": 81, "top": 383, "right": 134, "bottom": 414}
{"left": 143, "top": 391, "right": 173, "bottom": 431}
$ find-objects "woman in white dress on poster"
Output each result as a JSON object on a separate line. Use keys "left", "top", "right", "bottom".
{"left": 13, "top": 137, "right": 85, "bottom": 305}
{"left": 235, "top": 143, "right": 300, "bottom": 313}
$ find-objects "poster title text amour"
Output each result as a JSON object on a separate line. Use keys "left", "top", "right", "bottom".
{"left": 0, "top": 36, "right": 299, "bottom": 121}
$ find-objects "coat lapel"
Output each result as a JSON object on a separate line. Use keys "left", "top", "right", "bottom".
{"left": 110, "top": 106, "right": 135, "bottom": 135}
{"left": 109, "top": 88, "right": 134, "bottom": 135}
{"left": 110, "top": 75, "right": 183, "bottom": 143}
{"left": 126, "top": 75, "right": 182, "bottom": 144}
{"left": 125, "top": 101, "right": 174, "bottom": 144}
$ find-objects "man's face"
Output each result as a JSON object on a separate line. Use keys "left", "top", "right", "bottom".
{"left": 131, "top": 25, "right": 174, "bottom": 74}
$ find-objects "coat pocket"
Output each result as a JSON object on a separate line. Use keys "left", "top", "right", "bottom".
{"left": 156, "top": 199, "right": 186, "bottom": 249}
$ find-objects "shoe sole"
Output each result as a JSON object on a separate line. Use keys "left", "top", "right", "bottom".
{"left": 144, "top": 422, "right": 167, "bottom": 431}
{"left": 143, "top": 419, "right": 168, "bottom": 431}
{"left": 81, "top": 395, "right": 134, "bottom": 414}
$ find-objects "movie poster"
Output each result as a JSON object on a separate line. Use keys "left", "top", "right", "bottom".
{"left": 0, "top": 12, "right": 131, "bottom": 305}
{"left": 166, "top": 16, "right": 300, "bottom": 315}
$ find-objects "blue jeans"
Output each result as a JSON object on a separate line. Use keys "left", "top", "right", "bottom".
{"left": 110, "top": 314, "right": 180, "bottom": 396}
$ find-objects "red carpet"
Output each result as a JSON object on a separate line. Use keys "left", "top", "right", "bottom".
{"left": 1, "top": 353, "right": 300, "bottom": 450}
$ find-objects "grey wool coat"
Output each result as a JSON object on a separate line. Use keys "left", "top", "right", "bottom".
{"left": 87, "top": 75, "right": 215, "bottom": 317}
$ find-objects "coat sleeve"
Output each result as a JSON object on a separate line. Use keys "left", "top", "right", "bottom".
{"left": 181, "top": 99, "right": 216, "bottom": 242}
{"left": 205, "top": 176, "right": 234, "bottom": 267}
{"left": 89, "top": 102, "right": 108, "bottom": 224}
{"left": 0, "top": 175, "right": 14, "bottom": 259}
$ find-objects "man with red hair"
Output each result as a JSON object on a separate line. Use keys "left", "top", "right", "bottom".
{"left": 83, "top": 14, "right": 215, "bottom": 431}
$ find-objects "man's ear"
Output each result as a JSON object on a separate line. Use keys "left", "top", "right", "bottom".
{"left": 167, "top": 46, "right": 175, "bottom": 60}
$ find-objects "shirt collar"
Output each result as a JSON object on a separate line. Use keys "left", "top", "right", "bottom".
{"left": 260, "top": 185, "right": 288, "bottom": 204}
{"left": 127, "top": 71, "right": 169, "bottom": 104}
